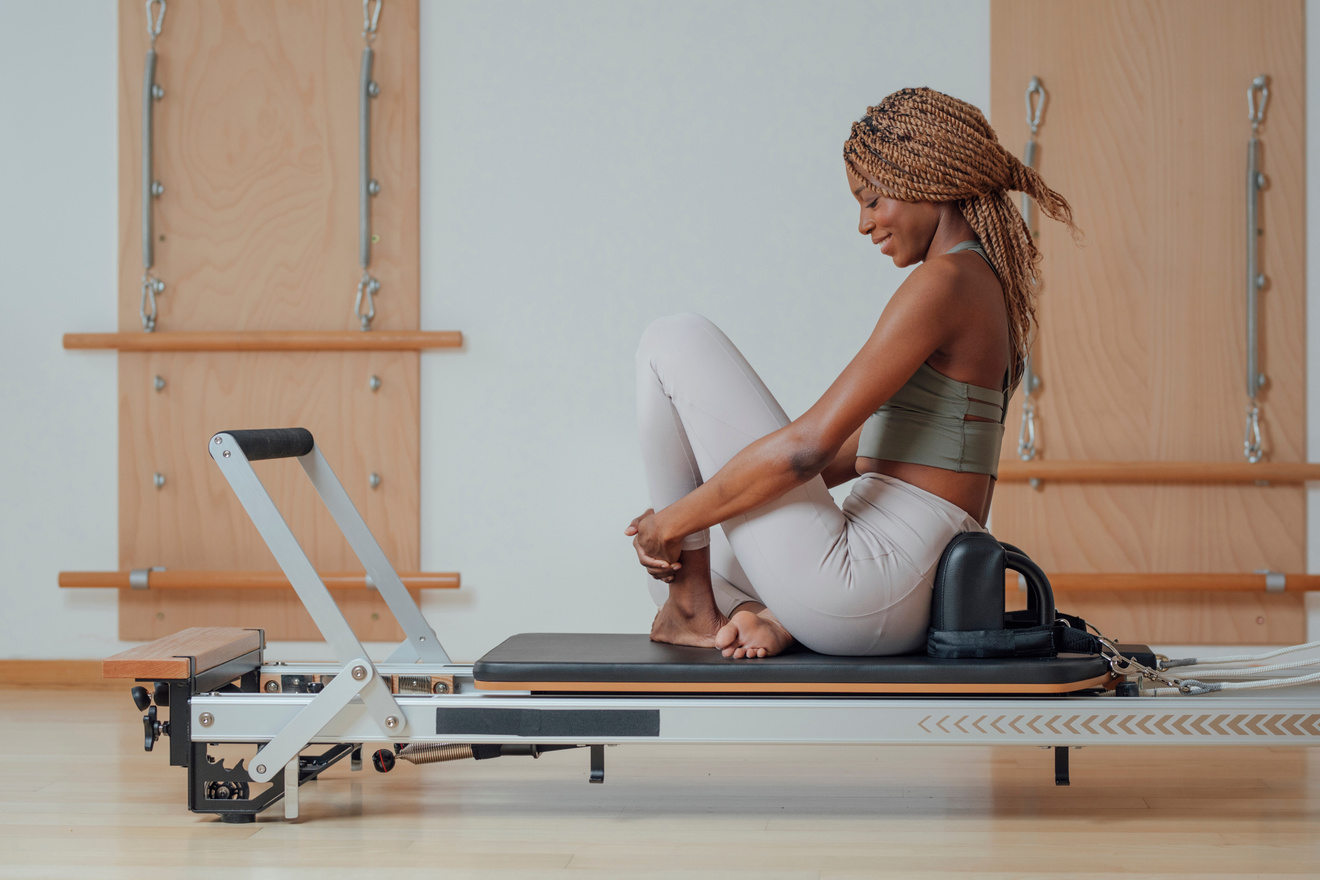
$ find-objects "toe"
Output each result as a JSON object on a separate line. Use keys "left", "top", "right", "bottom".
{"left": 714, "top": 621, "right": 739, "bottom": 651}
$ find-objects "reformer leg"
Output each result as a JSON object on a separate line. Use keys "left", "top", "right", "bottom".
{"left": 1054, "top": 746, "right": 1070, "bottom": 786}
{"left": 590, "top": 745, "right": 605, "bottom": 783}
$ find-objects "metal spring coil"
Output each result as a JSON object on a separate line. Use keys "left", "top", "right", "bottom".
{"left": 397, "top": 743, "right": 475, "bottom": 765}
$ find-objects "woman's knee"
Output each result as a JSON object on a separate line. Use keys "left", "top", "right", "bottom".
{"left": 635, "top": 312, "right": 718, "bottom": 366}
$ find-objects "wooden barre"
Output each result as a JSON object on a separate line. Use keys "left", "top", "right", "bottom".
{"left": 59, "top": 570, "right": 460, "bottom": 590}
{"left": 998, "top": 460, "right": 1320, "bottom": 485}
{"left": 1007, "top": 572, "right": 1320, "bottom": 593}
{"left": 61, "top": 330, "right": 463, "bottom": 352}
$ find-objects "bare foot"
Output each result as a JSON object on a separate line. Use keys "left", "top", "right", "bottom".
{"left": 648, "top": 546, "right": 728, "bottom": 648}
{"left": 650, "top": 598, "right": 728, "bottom": 648}
{"left": 715, "top": 604, "right": 794, "bottom": 659}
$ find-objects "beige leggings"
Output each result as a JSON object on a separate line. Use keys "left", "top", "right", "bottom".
{"left": 636, "top": 313, "right": 982, "bottom": 656}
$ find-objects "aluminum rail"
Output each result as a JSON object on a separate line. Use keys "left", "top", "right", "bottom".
{"left": 190, "top": 689, "right": 1320, "bottom": 748}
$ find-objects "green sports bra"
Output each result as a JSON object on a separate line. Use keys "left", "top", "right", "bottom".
{"left": 856, "top": 240, "right": 1009, "bottom": 477}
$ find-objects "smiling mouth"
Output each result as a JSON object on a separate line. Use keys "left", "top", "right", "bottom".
{"left": 874, "top": 233, "right": 892, "bottom": 246}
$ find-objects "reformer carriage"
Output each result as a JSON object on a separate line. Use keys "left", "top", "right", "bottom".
{"left": 104, "top": 428, "right": 1320, "bottom": 822}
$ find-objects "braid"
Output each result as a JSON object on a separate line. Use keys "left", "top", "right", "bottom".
{"left": 843, "top": 87, "right": 1080, "bottom": 391}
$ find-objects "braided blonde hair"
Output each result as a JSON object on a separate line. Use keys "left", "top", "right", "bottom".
{"left": 843, "top": 87, "right": 1079, "bottom": 391}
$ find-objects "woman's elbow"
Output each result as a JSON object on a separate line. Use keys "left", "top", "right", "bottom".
{"left": 787, "top": 446, "right": 832, "bottom": 481}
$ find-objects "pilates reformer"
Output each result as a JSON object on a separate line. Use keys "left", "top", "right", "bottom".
{"left": 104, "top": 428, "right": 1320, "bottom": 823}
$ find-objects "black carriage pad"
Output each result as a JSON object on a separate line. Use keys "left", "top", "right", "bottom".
{"left": 473, "top": 633, "right": 1115, "bottom": 695}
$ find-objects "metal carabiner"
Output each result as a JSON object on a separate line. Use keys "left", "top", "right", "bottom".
{"left": 356, "top": 273, "right": 380, "bottom": 331}
{"left": 1247, "top": 74, "right": 1269, "bottom": 131}
{"left": 363, "top": 0, "right": 383, "bottom": 39}
{"left": 1098, "top": 637, "right": 1191, "bottom": 693}
{"left": 146, "top": 0, "right": 166, "bottom": 41}
{"left": 1244, "top": 403, "right": 1264, "bottom": 463}
{"left": 140, "top": 274, "right": 164, "bottom": 332}
{"left": 1024, "top": 76, "right": 1046, "bottom": 135}
{"left": 1017, "top": 399, "right": 1037, "bottom": 461}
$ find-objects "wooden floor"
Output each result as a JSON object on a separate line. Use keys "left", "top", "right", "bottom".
{"left": 2, "top": 688, "right": 1318, "bottom": 879}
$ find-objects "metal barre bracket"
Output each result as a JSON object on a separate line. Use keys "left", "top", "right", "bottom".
{"left": 141, "top": 0, "right": 167, "bottom": 332}
{"left": 1244, "top": 74, "right": 1269, "bottom": 463}
{"left": 357, "top": 0, "right": 383, "bottom": 330}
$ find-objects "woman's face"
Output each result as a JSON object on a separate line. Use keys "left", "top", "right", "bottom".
{"left": 847, "top": 166, "right": 940, "bottom": 268}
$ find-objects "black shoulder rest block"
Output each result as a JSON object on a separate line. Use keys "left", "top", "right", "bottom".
{"left": 927, "top": 531, "right": 1101, "bottom": 660}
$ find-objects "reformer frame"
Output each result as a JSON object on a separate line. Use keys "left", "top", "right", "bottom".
{"left": 105, "top": 428, "right": 1320, "bottom": 823}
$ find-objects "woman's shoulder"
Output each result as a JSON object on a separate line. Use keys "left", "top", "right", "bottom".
{"left": 894, "top": 250, "right": 992, "bottom": 312}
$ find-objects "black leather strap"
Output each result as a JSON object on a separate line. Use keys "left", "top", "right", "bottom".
{"left": 928, "top": 620, "right": 1104, "bottom": 660}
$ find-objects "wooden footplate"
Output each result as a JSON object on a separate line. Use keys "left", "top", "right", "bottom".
{"left": 103, "top": 627, "right": 265, "bottom": 680}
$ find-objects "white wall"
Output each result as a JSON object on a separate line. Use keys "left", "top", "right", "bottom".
{"left": 0, "top": 0, "right": 121, "bottom": 658}
{"left": 415, "top": 0, "right": 991, "bottom": 660}
{"left": 1, "top": 0, "right": 1314, "bottom": 660}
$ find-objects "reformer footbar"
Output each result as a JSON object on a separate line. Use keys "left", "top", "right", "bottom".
{"left": 103, "top": 428, "right": 1320, "bottom": 822}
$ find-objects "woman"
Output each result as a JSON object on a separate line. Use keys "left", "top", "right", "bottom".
{"left": 625, "top": 87, "right": 1077, "bottom": 659}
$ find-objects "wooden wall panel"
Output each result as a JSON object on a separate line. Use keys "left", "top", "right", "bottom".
{"left": 116, "top": 2, "right": 424, "bottom": 640}
{"left": 118, "top": 351, "right": 420, "bottom": 640}
{"left": 118, "top": 0, "right": 419, "bottom": 332}
{"left": 990, "top": 0, "right": 1306, "bottom": 643}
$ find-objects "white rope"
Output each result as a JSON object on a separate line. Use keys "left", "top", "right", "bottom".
{"left": 1161, "top": 640, "right": 1320, "bottom": 669}
{"left": 1169, "top": 656, "right": 1320, "bottom": 678}
{"left": 1148, "top": 669, "right": 1320, "bottom": 696}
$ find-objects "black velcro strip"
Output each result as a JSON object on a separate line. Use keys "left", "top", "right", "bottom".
{"left": 436, "top": 708, "right": 660, "bottom": 738}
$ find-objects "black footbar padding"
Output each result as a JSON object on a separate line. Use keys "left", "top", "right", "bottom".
{"left": 1003, "top": 550, "right": 1056, "bottom": 627}
{"left": 929, "top": 531, "right": 1006, "bottom": 633}
{"left": 218, "top": 428, "right": 315, "bottom": 461}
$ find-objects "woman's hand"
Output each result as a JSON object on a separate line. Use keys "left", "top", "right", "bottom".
{"left": 625, "top": 509, "right": 684, "bottom": 582}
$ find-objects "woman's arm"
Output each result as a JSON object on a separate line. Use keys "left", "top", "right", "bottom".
{"left": 634, "top": 260, "right": 967, "bottom": 562}
{"left": 820, "top": 425, "right": 863, "bottom": 489}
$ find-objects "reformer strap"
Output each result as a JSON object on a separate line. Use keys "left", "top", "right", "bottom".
{"left": 928, "top": 620, "right": 1103, "bottom": 660}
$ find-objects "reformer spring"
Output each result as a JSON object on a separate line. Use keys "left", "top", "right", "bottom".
{"left": 397, "top": 743, "right": 475, "bottom": 765}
